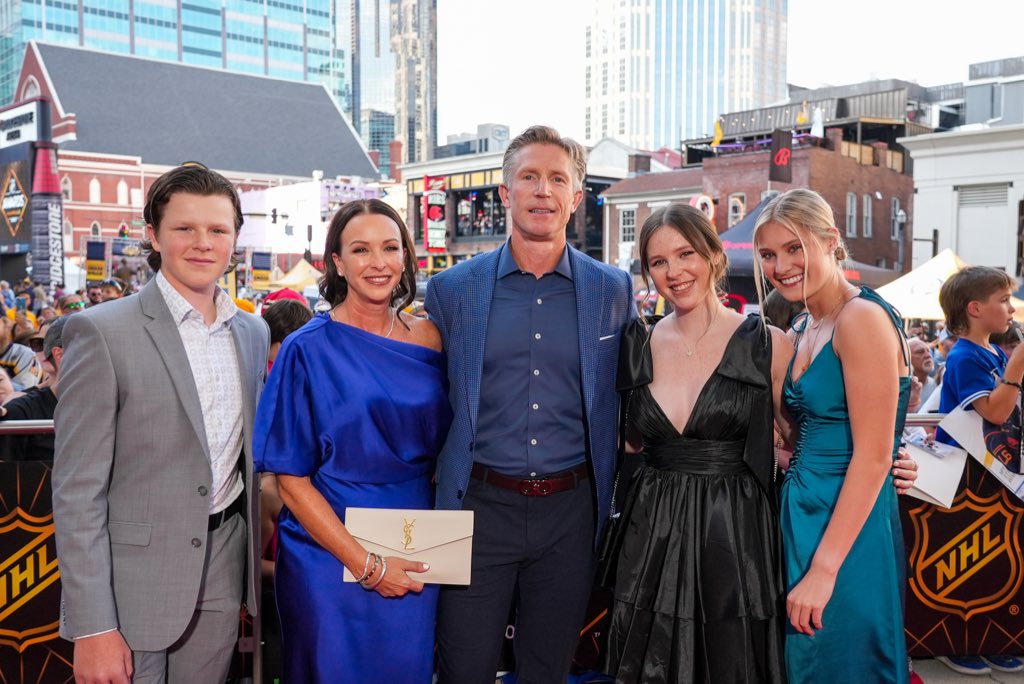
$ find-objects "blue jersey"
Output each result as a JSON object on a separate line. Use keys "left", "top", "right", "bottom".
{"left": 935, "top": 338, "right": 1007, "bottom": 446}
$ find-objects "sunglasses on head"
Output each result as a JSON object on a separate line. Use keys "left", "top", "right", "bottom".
{"left": 100, "top": 279, "right": 124, "bottom": 293}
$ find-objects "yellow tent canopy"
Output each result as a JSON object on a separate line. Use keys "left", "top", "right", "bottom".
{"left": 876, "top": 249, "right": 1024, "bottom": 322}
{"left": 270, "top": 259, "right": 323, "bottom": 290}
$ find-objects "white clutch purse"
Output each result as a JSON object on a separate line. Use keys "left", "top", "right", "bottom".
{"left": 342, "top": 508, "right": 474, "bottom": 585}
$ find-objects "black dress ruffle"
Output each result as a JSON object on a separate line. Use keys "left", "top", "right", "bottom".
{"left": 604, "top": 315, "right": 787, "bottom": 684}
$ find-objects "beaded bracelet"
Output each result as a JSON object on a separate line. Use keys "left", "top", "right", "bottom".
{"left": 353, "top": 551, "right": 374, "bottom": 583}
{"left": 1002, "top": 377, "right": 1023, "bottom": 391}
{"left": 363, "top": 555, "right": 388, "bottom": 591}
{"left": 357, "top": 553, "right": 381, "bottom": 587}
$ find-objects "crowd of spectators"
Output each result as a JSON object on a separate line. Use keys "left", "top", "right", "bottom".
{"left": 0, "top": 260, "right": 319, "bottom": 464}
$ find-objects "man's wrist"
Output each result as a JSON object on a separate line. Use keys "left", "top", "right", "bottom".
{"left": 73, "top": 627, "right": 119, "bottom": 641}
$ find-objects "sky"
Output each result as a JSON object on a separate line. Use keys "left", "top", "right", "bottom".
{"left": 436, "top": 0, "right": 1024, "bottom": 143}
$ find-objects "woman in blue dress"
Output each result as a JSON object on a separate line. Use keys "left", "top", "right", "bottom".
{"left": 254, "top": 199, "right": 452, "bottom": 682}
{"left": 752, "top": 188, "right": 910, "bottom": 683}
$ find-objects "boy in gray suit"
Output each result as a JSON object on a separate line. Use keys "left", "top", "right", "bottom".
{"left": 52, "top": 164, "right": 269, "bottom": 684}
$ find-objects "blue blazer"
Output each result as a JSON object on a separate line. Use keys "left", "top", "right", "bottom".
{"left": 425, "top": 243, "right": 637, "bottom": 540}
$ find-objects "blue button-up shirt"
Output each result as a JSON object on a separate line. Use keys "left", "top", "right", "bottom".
{"left": 474, "top": 242, "right": 585, "bottom": 477}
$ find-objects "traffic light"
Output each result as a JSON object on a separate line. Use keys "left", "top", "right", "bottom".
{"left": 118, "top": 225, "right": 130, "bottom": 238}
{"left": 271, "top": 208, "right": 278, "bottom": 224}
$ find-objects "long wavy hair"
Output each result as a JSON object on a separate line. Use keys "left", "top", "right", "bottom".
{"left": 319, "top": 199, "right": 417, "bottom": 312}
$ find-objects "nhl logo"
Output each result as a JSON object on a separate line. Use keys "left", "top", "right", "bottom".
{"left": 907, "top": 488, "right": 1024, "bottom": 620}
{"left": 0, "top": 508, "right": 60, "bottom": 653}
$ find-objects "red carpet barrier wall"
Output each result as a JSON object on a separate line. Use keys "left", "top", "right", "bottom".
{"left": 901, "top": 458, "right": 1024, "bottom": 657}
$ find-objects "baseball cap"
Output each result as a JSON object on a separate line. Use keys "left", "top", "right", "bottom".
{"left": 263, "top": 288, "right": 310, "bottom": 309}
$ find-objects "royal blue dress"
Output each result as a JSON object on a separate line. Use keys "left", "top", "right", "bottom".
{"left": 781, "top": 288, "right": 909, "bottom": 684}
{"left": 254, "top": 313, "right": 452, "bottom": 683}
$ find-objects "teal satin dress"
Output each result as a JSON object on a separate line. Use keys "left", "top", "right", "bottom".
{"left": 781, "top": 287, "right": 909, "bottom": 684}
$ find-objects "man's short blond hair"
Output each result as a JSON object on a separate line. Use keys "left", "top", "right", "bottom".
{"left": 501, "top": 125, "right": 587, "bottom": 192}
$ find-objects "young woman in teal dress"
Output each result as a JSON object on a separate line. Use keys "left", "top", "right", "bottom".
{"left": 753, "top": 188, "right": 911, "bottom": 683}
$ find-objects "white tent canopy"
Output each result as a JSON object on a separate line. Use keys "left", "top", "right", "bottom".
{"left": 877, "top": 248, "right": 1024, "bottom": 321}
{"left": 270, "top": 259, "right": 322, "bottom": 290}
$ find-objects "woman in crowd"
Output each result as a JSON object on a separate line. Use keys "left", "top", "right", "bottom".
{"left": 254, "top": 199, "right": 452, "bottom": 682}
{"left": 604, "top": 203, "right": 792, "bottom": 682}
{"left": 753, "top": 188, "right": 910, "bottom": 683}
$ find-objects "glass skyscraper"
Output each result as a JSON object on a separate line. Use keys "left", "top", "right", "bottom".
{"left": 584, "top": 0, "right": 788, "bottom": 149}
{"left": 0, "top": 0, "right": 343, "bottom": 108}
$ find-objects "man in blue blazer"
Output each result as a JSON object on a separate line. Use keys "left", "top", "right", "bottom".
{"left": 426, "top": 125, "right": 637, "bottom": 683}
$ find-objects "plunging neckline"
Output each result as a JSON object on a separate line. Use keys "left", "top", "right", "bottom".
{"left": 787, "top": 339, "right": 834, "bottom": 386}
{"left": 644, "top": 324, "right": 744, "bottom": 436}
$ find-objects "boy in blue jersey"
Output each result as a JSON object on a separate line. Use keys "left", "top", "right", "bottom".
{"left": 934, "top": 265, "right": 1024, "bottom": 675}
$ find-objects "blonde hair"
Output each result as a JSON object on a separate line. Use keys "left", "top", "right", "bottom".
{"left": 751, "top": 188, "right": 848, "bottom": 312}
{"left": 502, "top": 125, "right": 587, "bottom": 193}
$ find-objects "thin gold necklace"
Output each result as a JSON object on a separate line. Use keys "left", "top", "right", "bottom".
{"left": 679, "top": 305, "right": 720, "bottom": 357}
{"left": 801, "top": 288, "right": 855, "bottom": 371}
{"left": 331, "top": 306, "right": 396, "bottom": 338}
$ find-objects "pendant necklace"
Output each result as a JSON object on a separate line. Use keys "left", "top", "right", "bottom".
{"left": 680, "top": 305, "right": 720, "bottom": 357}
{"left": 801, "top": 288, "right": 855, "bottom": 371}
{"left": 331, "top": 306, "right": 396, "bottom": 338}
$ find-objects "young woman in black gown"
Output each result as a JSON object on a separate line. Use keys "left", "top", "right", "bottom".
{"left": 604, "top": 204, "right": 793, "bottom": 683}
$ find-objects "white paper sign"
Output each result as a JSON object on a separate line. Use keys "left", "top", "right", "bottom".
{"left": 939, "top": 406, "right": 1024, "bottom": 500}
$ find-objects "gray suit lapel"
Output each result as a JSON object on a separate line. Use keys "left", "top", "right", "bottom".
{"left": 230, "top": 315, "right": 256, "bottom": 443}
{"left": 140, "top": 281, "right": 211, "bottom": 458}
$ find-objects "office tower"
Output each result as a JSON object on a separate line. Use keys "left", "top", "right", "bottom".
{"left": 584, "top": 0, "right": 787, "bottom": 149}
{"left": 392, "top": 0, "right": 435, "bottom": 163}
{"left": 0, "top": 0, "right": 344, "bottom": 110}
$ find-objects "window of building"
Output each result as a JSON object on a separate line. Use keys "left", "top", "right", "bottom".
{"left": 862, "top": 194, "right": 872, "bottom": 237}
{"left": 760, "top": 189, "right": 780, "bottom": 203}
{"left": 620, "top": 208, "right": 636, "bottom": 243}
{"left": 453, "top": 187, "right": 505, "bottom": 239}
{"left": 63, "top": 220, "right": 73, "bottom": 240}
{"left": 845, "top": 192, "right": 857, "bottom": 238}
{"left": 61, "top": 176, "right": 72, "bottom": 201}
{"left": 89, "top": 178, "right": 101, "bottom": 204}
{"left": 619, "top": 60, "right": 625, "bottom": 92}
{"left": 90, "top": 221, "right": 101, "bottom": 237}
{"left": 602, "top": 62, "right": 608, "bottom": 96}
{"left": 890, "top": 198, "right": 901, "bottom": 240}
{"left": 585, "top": 66, "right": 591, "bottom": 99}
{"left": 20, "top": 76, "right": 40, "bottom": 100}
{"left": 728, "top": 193, "right": 746, "bottom": 228}
{"left": 117, "top": 179, "right": 129, "bottom": 206}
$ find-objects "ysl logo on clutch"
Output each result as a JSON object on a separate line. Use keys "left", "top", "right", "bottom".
{"left": 402, "top": 518, "right": 416, "bottom": 550}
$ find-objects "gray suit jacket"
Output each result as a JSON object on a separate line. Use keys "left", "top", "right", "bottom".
{"left": 52, "top": 279, "right": 269, "bottom": 651}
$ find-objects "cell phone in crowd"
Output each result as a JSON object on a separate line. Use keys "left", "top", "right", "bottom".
{"left": 15, "top": 298, "right": 26, "bottom": 314}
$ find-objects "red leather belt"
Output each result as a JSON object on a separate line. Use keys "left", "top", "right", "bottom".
{"left": 471, "top": 462, "right": 589, "bottom": 496}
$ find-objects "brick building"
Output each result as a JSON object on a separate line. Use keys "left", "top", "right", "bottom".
{"left": 14, "top": 42, "right": 377, "bottom": 281}
{"left": 604, "top": 128, "right": 914, "bottom": 275}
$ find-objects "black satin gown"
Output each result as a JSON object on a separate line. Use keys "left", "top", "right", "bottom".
{"left": 604, "top": 316, "right": 787, "bottom": 684}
